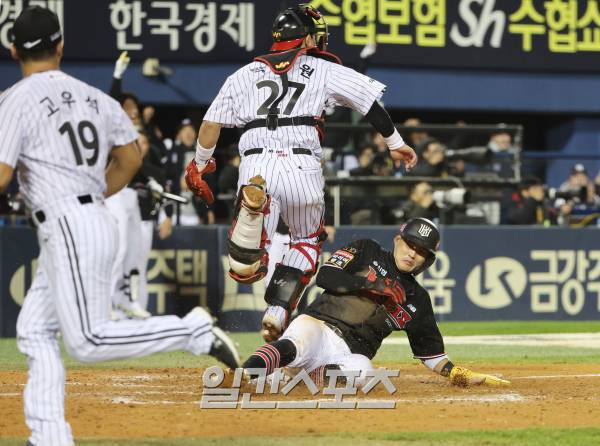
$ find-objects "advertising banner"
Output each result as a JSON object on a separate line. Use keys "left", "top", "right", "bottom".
{"left": 2, "top": 1, "right": 600, "bottom": 72}
{"left": 1, "top": 225, "right": 599, "bottom": 336}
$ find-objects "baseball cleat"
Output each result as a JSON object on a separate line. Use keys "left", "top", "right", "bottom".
{"left": 242, "top": 175, "right": 267, "bottom": 210}
{"left": 209, "top": 326, "right": 241, "bottom": 369}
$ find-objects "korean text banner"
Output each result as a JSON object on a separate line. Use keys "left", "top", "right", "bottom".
{"left": 2, "top": 225, "right": 600, "bottom": 337}
{"left": 1, "top": 0, "right": 600, "bottom": 72}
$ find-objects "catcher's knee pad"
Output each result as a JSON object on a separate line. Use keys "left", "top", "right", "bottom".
{"left": 228, "top": 176, "right": 270, "bottom": 283}
{"left": 265, "top": 264, "right": 310, "bottom": 312}
{"left": 288, "top": 223, "right": 328, "bottom": 276}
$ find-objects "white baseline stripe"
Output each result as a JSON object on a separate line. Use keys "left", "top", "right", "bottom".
{"left": 512, "top": 373, "right": 600, "bottom": 380}
{"left": 106, "top": 393, "right": 525, "bottom": 406}
{"left": 382, "top": 333, "right": 600, "bottom": 349}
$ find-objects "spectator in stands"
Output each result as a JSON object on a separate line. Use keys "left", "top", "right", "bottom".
{"left": 407, "top": 139, "right": 447, "bottom": 177}
{"left": 119, "top": 94, "right": 143, "bottom": 131}
{"left": 395, "top": 181, "right": 440, "bottom": 223}
{"left": 403, "top": 118, "right": 430, "bottom": 154}
{"left": 559, "top": 163, "right": 598, "bottom": 206}
{"left": 349, "top": 145, "right": 376, "bottom": 176}
{"left": 486, "top": 130, "right": 517, "bottom": 179}
{"left": 551, "top": 164, "right": 600, "bottom": 226}
{"left": 337, "top": 149, "right": 360, "bottom": 172}
{"left": 372, "top": 153, "right": 394, "bottom": 177}
{"left": 506, "top": 176, "right": 554, "bottom": 225}
{"left": 371, "top": 131, "right": 387, "bottom": 153}
{"left": 167, "top": 118, "right": 197, "bottom": 188}
{"left": 141, "top": 105, "right": 168, "bottom": 145}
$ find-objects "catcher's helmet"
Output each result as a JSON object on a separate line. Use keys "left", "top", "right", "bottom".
{"left": 271, "top": 4, "right": 328, "bottom": 52}
{"left": 399, "top": 218, "right": 440, "bottom": 275}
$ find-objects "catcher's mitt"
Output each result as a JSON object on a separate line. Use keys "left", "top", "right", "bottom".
{"left": 185, "top": 157, "right": 216, "bottom": 204}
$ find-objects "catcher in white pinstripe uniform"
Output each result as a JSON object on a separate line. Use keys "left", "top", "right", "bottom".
{"left": 186, "top": 4, "right": 417, "bottom": 342}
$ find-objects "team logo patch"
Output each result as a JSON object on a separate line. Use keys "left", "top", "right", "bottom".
{"left": 387, "top": 305, "right": 413, "bottom": 329}
{"left": 325, "top": 249, "right": 355, "bottom": 269}
{"left": 335, "top": 250, "right": 353, "bottom": 259}
{"left": 366, "top": 266, "right": 378, "bottom": 282}
{"left": 418, "top": 224, "right": 432, "bottom": 237}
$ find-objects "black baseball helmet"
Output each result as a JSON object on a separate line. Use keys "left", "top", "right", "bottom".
{"left": 12, "top": 6, "right": 62, "bottom": 52}
{"left": 271, "top": 4, "right": 328, "bottom": 52}
{"left": 399, "top": 218, "right": 440, "bottom": 274}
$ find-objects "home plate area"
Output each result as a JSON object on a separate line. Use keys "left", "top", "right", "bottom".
{"left": 1, "top": 362, "right": 599, "bottom": 439}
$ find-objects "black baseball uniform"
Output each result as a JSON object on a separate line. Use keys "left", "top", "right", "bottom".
{"left": 304, "top": 238, "right": 445, "bottom": 360}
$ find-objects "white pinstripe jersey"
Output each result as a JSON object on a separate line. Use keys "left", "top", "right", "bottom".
{"left": 0, "top": 70, "right": 138, "bottom": 211}
{"left": 204, "top": 54, "right": 386, "bottom": 159}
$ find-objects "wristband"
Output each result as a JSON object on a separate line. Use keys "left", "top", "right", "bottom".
{"left": 440, "top": 360, "right": 455, "bottom": 377}
{"left": 422, "top": 355, "right": 449, "bottom": 372}
{"left": 385, "top": 128, "right": 405, "bottom": 150}
{"left": 195, "top": 141, "right": 215, "bottom": 164}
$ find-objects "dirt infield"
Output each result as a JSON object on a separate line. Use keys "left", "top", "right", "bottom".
{"left": 1, "top": 363, "right": 599, "bottom": 439}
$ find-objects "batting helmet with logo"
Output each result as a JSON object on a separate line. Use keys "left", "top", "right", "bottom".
{"left": 270, "top": 4, "right": 328, "bottom": 52}
{"left": 399, "top": 217, "right": 440, "bottom": 274}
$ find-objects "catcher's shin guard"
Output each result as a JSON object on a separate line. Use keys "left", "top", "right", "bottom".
{"left": 265, "top": 264, "right": 311, "bottom": 312}
{"left": 228, "top": 176, "right": 270, "bottom": 284}
{"left": 262, "top": 264, "right": 311, "bottom": 342}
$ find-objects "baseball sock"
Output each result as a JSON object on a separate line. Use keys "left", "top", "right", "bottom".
{"left": 309, "top": 364, "right": 343, "bottom": 387}
{"left": 242, "top": 339, "right": 297, "bottom": 375}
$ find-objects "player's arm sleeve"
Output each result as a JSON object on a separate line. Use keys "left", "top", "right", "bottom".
{"left": 364, "top": 100, "right": 395, "bottom": 138}
{"left": 315, "top": 239, "right": 377, "bottom": 293}
{"left": 325, "top": 64, "right": 386, "bottom": 116}
{"left": 0, "top": 89, "right": 24, "bottom": 168}
{"left": 107, "top": 97, "right": 139, "bottom": 148}
{"left": 109, "top": 77, "right": 123, "bottom": 102}
{"left": 203, "top": 76, "right": 237, "bottom": 128}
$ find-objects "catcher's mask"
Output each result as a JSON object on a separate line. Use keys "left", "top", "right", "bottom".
{"left": 398, "top": 217, "right": 440, "bottom": 275}
{"left": 270, "top": 4, "right": 328, "bottom": 52}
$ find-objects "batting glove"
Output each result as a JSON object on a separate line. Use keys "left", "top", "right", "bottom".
{"left": 365, "top": 275, "right": 406, "bottom": 306}
{"left": 114, "top": 51, "right": 130, "bottom": 79}
{"left": 360, "top": 42, "right": 377, "bottom": 59}
{"left": 449, "top": 366, "right": 511, "bottom": 387}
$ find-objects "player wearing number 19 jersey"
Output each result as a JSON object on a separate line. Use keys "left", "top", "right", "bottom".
{"left": 0, "top": 7, "right": 239, "bottom": 446}
{"left": 185, "top": 4, "right": 418, "bottom": 343}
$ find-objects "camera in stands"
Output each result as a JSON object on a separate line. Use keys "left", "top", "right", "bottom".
{"left": 546, "top": 186, "right": 587, "bottom": 202}
{"left": 433, "top": 188, "right": 470, "bottom": 207}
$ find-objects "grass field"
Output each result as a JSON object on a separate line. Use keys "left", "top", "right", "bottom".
{"left": 1, "top": 321, "right": 599, "bottom": 446}
{"left": 3, "top": 428, "right": 600, "bottom": 446}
